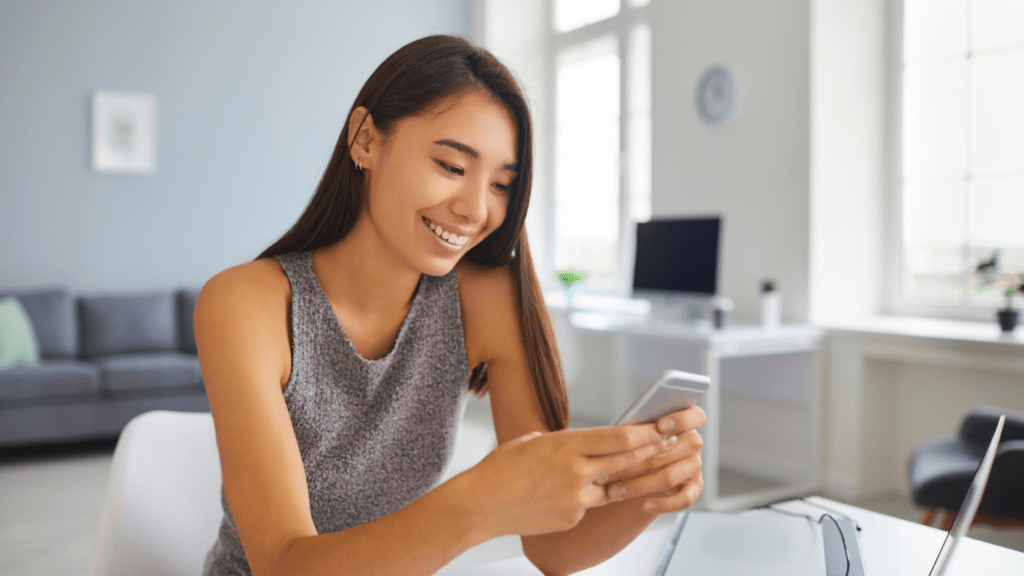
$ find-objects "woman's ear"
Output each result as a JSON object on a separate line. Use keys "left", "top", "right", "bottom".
{"left": 347, "top": 106, "right": 379, "bottom": 171}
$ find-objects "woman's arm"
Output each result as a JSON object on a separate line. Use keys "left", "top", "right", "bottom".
{"left": 198, "top": 260, "right": 665, "bottom": 576}
{"left": 456, "top": 262, "right": 705, "bottom": 576}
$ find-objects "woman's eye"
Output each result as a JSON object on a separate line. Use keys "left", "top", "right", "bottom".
{"left": 437, "top": 161, "right": 463, "bottom": 176}
{"left": 492, "top": 182, "right": 511, "bottom": 194}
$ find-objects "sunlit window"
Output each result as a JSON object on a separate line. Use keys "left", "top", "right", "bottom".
{"left": 551, "top": 0, "right": 650, "bottom": 290}
{"left": 900, "top": 0, "right": 1024, "bottom": 309}
{"left": 554, "top": 0, "right": 619, "bottom": 32}
{"left": 554, "top": 36, "right": 620, "bottom": 284}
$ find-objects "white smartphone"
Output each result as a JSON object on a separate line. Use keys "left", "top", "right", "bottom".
{"left": 615, "top": 369, "right": 709, "bottom": 426}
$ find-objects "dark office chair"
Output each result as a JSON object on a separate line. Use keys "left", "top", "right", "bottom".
{"left": 908, "top": 406, "right": 1024, "bottom": 531}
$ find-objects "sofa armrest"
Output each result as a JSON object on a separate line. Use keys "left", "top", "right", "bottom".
{"left": 176, "top": 289, "right": 200, "bottom": 354}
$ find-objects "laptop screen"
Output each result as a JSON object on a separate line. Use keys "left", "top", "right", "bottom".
{"left": 928, "top": 414, "right": 1006, "bottom": 576}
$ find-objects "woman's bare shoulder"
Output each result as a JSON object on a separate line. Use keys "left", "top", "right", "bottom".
{"left": 202, "top": 257, "right": 290, "bottom": 299}
{"left": 197, "top": 258, "right": 291, "bottom": 324}
{"left": 455, "top": 261, "right": 518, "bottom": 364}
{"left": 196, "top": 257, "right": 293, "bottom": 392}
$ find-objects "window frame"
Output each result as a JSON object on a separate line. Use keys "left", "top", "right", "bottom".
{"left": 543, "top": 0, "right": 650, "bottom": 296}
{"left": 886, "top": 0, "right": 1020, "bottom": 322}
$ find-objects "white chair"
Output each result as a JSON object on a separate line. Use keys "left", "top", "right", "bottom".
{"left": 88, "top": 410, "right": 223, "bottom": 576}
{"left": 88, "top": 408, "right": 498, "bottom": 576}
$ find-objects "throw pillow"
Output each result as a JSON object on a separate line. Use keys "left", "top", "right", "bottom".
{"left": 0, "top": 296, "right": 41, "bottom": 369}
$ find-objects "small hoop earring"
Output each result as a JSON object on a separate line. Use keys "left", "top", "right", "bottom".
{"left": 354, "top": 158, "right": 363, "bottom": 171}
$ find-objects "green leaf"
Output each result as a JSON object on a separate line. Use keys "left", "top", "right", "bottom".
{"left": 557, "top": 270, "right": 587, "bottom": 286}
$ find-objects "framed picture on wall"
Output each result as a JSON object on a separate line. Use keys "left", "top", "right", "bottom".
{"left": 91, "top": 90, "right": 156, "bottom": 175}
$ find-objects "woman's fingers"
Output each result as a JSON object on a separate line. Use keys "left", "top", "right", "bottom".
{"left": 602, "top": 451, "right": 703, "bottom": 503}
{"left": 572, "top": 424, "right": 662, "bottom": 456}
{"left": 595, "top": 429, "right": 703, "bottom": 486}
{"left": 587, "top": 433, "right": 678, "bottom": 481}
{"left": 590, "top": 405, "right": 704, "bottom": 485}
{"left": 641, "top": 476, "right": 704, "bottom": 514}
{"left": 655, "top": 405, "right": 707, "bottom": 436}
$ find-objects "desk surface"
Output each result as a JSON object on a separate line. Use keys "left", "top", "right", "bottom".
{"left": 437, "top": 497, "right": 1024, "bottom": 575}
{"left": 568, "top": 310, "right": 824, "bottom": 347}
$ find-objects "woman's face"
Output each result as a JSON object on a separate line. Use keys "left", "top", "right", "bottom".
{"left": 360, "top": 89, "right": 517, "bottom": 277}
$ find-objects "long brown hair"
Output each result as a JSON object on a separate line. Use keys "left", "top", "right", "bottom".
{"left": 257, "top": 35, "right": 568, "bottom": 431}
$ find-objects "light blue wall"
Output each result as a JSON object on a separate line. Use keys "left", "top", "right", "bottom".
{"left": 0, "top": 0, "right": 470, "bottom": 291}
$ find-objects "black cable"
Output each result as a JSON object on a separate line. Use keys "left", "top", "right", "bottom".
{"left": 756, "top": 503, "right": 853, "bottom": 576}
{"left": 819, "top": 513, "right": 851, "bottom": 576}
{"left": 797, "top": 497, "right": 863, "bottom": 531}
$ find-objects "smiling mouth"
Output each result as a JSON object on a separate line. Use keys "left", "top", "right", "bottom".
{"left": 423, "top": 217, "right": 469, "bottom": 247}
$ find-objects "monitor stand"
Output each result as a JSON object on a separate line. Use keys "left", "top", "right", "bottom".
{"left": 638, "top": 293, "right": 711, "bottom": 327}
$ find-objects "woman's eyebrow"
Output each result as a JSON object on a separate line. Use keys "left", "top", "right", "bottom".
{"left": 434, "top": 138, "right": 478, "bottom": 158}
{"left": 434, "top": 139, "right": 517, "bottom": 173}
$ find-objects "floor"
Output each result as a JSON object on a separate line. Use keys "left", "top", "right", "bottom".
{"left": 2, "top": 406, "right": 1022, "bottom": 575}
{"left": 0, "top": 440, "right": 116, "bottom": 576}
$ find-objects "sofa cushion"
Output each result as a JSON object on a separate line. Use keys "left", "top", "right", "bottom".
{"left": 0, "top": 297, "right": 40, "bottom": 369}
{"left": 79, "top": 293, "right": 176, "bottom": 359}
{"left": 99, "top": 352, "right": 202, "bottom": 393}
{"left": 177, "top": 288, "right": 200, "bottom": 353}
{"left": 0, "top": 359, "right": 101, "bottom": 402}
{"left": 0, "top": 287, "right": 77, "bottom": 358}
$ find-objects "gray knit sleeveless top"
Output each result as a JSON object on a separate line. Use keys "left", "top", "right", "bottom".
{"left": 203, "top": 251, "right": 470, "bottom": 575}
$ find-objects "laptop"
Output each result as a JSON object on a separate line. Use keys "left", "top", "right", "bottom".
{"left": 653, "top": 415, "right": 1007, "bottom": 576}
{"left": 928, "top": 414, "right": 1005, "bottom": 575}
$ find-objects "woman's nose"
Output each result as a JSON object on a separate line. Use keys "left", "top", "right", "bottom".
{"left": 449, "top": 178, "right": 489, "bottom": 224}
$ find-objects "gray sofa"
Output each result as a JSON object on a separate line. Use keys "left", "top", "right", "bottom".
{"left": 0, "top": 287, "right": 209, "bottom": 448}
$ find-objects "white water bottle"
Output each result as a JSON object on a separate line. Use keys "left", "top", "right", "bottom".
{"left": 761, "top": 280, "right": 782, "bottom": 329}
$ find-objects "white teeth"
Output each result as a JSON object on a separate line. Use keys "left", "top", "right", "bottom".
{"left": 425, "top": 218, "right": 466, "bottom": 247}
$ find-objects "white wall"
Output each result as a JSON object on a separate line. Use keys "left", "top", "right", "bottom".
{"left": 651, "top": 0, "right": 811, "bottom": 323}
{"left": 0, "top": 0, "right": 469, "bottom": 292}
{"left": 808, "top": 0, "right": 889, "bottom": 322}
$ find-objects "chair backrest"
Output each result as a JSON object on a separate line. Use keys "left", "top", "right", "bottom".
{"left": 89, "top": 410, "right": 223, "bottom": 576}
{"left": 960, "top": 405, "right": 1024, "bottom": 448}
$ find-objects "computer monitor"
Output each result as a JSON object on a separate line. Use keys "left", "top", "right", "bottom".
{"left": 632, "top": 217, "right": 721, "bottom": 321}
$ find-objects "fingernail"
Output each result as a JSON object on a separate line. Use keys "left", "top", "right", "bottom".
{"left": 595, "top": 474, "right": 610, "bottom": 486}
{"left": 661, "top": 435, "right": 678, "bottom": 450}
{"left": 609, "top": 486, "right": 626, "bottom": 500}
{"left": 658, "top": 420, "right": 676, "bottom": 434}
{"left": 643, "top": 500, "right": 659, "bottom": 513}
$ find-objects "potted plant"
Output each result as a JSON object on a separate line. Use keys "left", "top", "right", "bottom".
{"left": 557, "top": 269, "right": 587, "bottom": 307}
{"left": 973, "top": 250, "right": 1024, "bottom": 332}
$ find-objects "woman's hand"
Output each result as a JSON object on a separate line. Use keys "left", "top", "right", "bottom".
{"left": 595, "top": 405, "right": 707, "bottom": 515}
{"left": 456, "top": 424, "right": 673, "bottom": 537}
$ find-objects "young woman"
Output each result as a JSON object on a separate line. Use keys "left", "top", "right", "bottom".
{"left": 196, "top": 35, "right": 706, "bottom": 576}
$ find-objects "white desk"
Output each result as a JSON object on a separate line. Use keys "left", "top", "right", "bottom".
{"left": 437, "top": 497, "right": 1024, "bottom": 575}
{"left": 558, "top": 308, "right": 824, "bottom": 511}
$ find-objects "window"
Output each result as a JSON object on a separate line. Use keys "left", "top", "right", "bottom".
{"left": 898, "top": 0, "right": 1024, "bottom": 314}
{"left": 549, "top": 0, "right": 650, "bottom": 291}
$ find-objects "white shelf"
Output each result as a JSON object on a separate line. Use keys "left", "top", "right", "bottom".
{"left": 823, "top": 315, "right": 1024, "bottom": 348}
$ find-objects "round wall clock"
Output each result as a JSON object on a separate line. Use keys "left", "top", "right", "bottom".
{"left": 695, "top": 66, "right": 738, "bottom": 126}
